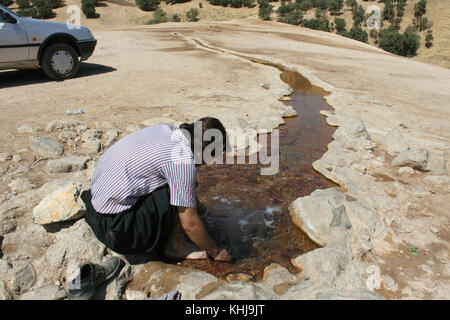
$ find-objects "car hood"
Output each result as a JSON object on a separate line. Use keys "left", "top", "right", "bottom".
{"left": 21, "top": 17, "right": 92, "bottom": 40}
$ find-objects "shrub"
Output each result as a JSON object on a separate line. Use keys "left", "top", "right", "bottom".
{"left": 16, "top": 0, "right": 31, "bottom": 9}
{"left": 0, "top": 0, "right": 13, "bottom": 7}
{"left": 297, "top": 0, "right": 312, "bottom": 12}
{"left": 311, "top": 0, "right": 326, "bottom": 9}
{"left": 278, "top": 10, "right": 303, "bottom": 25}
{"left": 351, "top": 4, "right": 364, "bottom": 28}
{"left": 171, "top": 14, "right": 181, "bottom": 22}
{"left": 199, "top": 1, "right": 203, "bottom": 7}
{"left": 301, "top": 18, "right": 330, "bottom": 31}
{"left": 327, "top": 0, "right": 342, "bottom": 16}
{"left": 258, "top": 0, "right": 273, "bottom": 20}
{"left": 414, "top": 0, "right": 426, "bottom": 18}
{"left": 425, "top": 30, "right": 433, "bottom": 48}
{"left": 413, "top": 16, "right": 431, "bottom": 32}
{"left": 382, "top": 0, "right": 395, "bottom": 23}
{"left": 18, "top": 6, "right": 38, "bottom": 17}
{"left": 379, "top": 27, "right": 420, "bottom": 57}
{"left": 32, "top": 0, "right": 56, "bottom": 19}
{"left": 334, "top": 17, "right": 346, "bottom": 34}
{"left": 186, "top": 8, "right": 199, "bottom": 22}
{"left": 347, "top": 26, "right": 368, "bottom": 43}
{"left": 165, "top": 0, "right": 191, "bottom": 3}
{"left": 276, "top": 1, "right": 297, "bottom": 17}
{"left": 82, "top": 0, "right": 99, "bottom": 18}
{"left": 146, "top": 8, "right": 168, "bottom": 24}
{"left": 135, "top": 0, "right": 160, "bottom": 11}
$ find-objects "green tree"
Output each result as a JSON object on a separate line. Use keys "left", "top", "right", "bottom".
{"left": 351, "top": 4, "right": 364, "bottom": 28}
{"left": 382, "top": 0, "right": 395, "bottom": 23}
{"left": 0, "top": 0, "right": 13, "bottom": 7}
{"left": 135, "top": 0, "right": 160, "bottom": 11}
{"left": 327, "top": 0, "right": 342, "bottom": 16}
{"left": 146, "top": 8, "right": 168, "bottom": 24}
{"left": 425, "top": 30, "right": 433, "bottom": 48}
{"left": 258, "top": 0, "right": 274, "bottom": 20}
{"left": 297, "top": 0, "right": 312, "bottom": 12}
{"left": 379, "top": 26, "right": 420, "bottom": 57}
{"left": 16, "top": 0, "right": 31, "bottom": 9}
{"left": 186, "top": 8, "right": 199, "bottom": 21}
{"left": 81, "top": 0, "right": 98, "bottom": 18}
{"left": 278, "top": 9, "right": 303, "bottom": 25}
{"left": 414, "top": 0, "right": 426, "bottom": 18}
{"left": 334, "top": 17, "right": 346, "bottom": 34}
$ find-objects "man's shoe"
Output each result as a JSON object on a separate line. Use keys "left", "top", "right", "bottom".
{"left": 68, "top": 256, "right": 122, "bottom": 300}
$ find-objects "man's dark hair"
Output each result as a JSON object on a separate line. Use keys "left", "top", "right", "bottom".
{"left": 179, "top": 117, "right": 227, "bottom": 158}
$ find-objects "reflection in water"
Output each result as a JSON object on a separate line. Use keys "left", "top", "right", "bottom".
{"left": 179, "top": 67, "right": 337, "bottom": 281}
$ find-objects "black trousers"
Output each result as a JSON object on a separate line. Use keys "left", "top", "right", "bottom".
{"left": 81, "top": 185, "right": 175, "bottom": 255}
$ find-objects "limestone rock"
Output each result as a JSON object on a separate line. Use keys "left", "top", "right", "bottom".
{"left": 20, "top": 285, "right": 67, "bottom": 300}
{"left": 392, "top": 148, "right": 429, "bottom": 171}
{"left": 14, "top": 262, "right": 36, "bottom": 294}
{"left": 0, "top": 259, "right": 12, "bottom": 274}
{"left": 0, "top": 281, "right": 11, "bottom": 300}
{"left": 142, "top": 117, "right": 176, "bottom": 127}
{"left": 35, "top": 219, "right": 106, "bottom": 285}
{"left": 0, "top": 153, "right": 12, "bottom": 162}
{"left": 342, "top": 118, "right": 371, "bottom": 140}
{"left": 103, "top": 129, "right": 119, "bottom": 147}
{"left": 201, "top": 281, "right": 268, "bottom": 300}
{"left": 125, "top": 289, "right": 147, "bottom": 300}
{"left": 32, "top": 183, "right": 86, "bottom": 225}
{"left": 29, "top": 137, "right": 64, "bottom": 157}
{"left": 58, "top": 130, "right": 77, "bottom": 142}
{"left": 426, "top": 153, "right": 447, "bottom": 175}
{"left": 97, "top": 121, "right": 116, "bottom": 130}
{"left": 126, "top": 124, "right": 141, "bottom": 133}
{"left": 46, "top": 119, "right": 80, "bottom": 132}
{"left": 17, "top": 124, "right": 38, "bottom": 134}
{"left": 46, "top": 156, "right": 90, "bottom": 173}
{"left": 398, "top": 167, "right": 415, "bottom": 175}
{"left": 82, "top": 139, "right": 101, "bottom": 153}
{"left": 382, "top": 129, "right": 410, "bottom": 156}
{"left": 81, "top": 129, "right": 102, "bottom": 142}
{"left": 8, "top": 178, "right": 35, "bottom": 193}
{"left": 76, "top": 125, "right": 89, "bottom": 134}
{"left": 256, "top": 264, "right": 300, "bottom": 297}
{"left": 12, "top": 154, "right": 22, "bottom": 163}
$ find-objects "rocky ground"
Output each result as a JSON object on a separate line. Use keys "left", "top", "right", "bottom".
{"left": 0, "top": 21, "right": 449, "bottom": 300}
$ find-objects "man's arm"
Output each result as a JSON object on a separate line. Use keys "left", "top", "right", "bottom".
{"left": 177, "top": 206, "right": 231, "bottom": 262}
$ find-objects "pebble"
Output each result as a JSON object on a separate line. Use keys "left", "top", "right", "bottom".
{"left": 12, "top": 154, "right": 22, "bottom": 163}
{"left": 430, "top": 227, "right": 439, "bottom": 234}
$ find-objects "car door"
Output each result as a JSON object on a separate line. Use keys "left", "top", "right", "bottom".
{"left": 0, "top": 8, "right": 29, "bottom": 64}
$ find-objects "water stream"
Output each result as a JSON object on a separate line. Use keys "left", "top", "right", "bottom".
{"left": 178, "top": 56, "right": 338, "bottom": 281}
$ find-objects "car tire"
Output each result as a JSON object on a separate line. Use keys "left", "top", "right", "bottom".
{"left": 41, "top": 43, "right": 80, "bottom": 80}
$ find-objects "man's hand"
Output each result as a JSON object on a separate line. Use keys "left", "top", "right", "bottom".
{"left": 214, "top": 248, "right": 232, "bottom": 262}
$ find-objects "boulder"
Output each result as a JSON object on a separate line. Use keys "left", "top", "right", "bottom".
{"left": 58, "top": 130, "right": 77, "bottom": 142}
{"left": 13, "top": 262, "right": 36, "bottom": 294}
{"left": 392, "top": 148, "right": 429, "bottom": 171}
{"left": 46, "top": 156, "right": 90, "bottom": 173}
{"left": 20, "top": 285, "right": 67, "bottom": 300}
{"left": 29, "top": 137, "right": 64, "bottom": 157}
{"left": 32, "top": 183, "right": 86, "bottom": 225}
{"left": 382, "top": 129, "right": 410, "bottom": 156}
{"left": 82, "top": 139, "right": 102, "bottom": 153}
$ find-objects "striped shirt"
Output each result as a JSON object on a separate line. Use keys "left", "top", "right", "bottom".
{"left": 90, "top": 125, "right": 197, "bottom": 214}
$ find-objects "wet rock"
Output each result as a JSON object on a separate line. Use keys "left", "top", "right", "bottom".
{"left": 20, "top": 285, "right": 66, "bottom": 300}
{"left": 256, "top": 263, "right": 300, "bottom": 297}
{"left": 382, "top": 129, "right": 410, "bottom": 156}
{"left": 201, "top": 281, "right": 268, "bottom": 300}
{"left": 0, "top": 153, "right": 12, "bottom": 162}
{"left": 289, "top": 188, "right": 347, "bottom": 246}
{"left": 392, "top": 148, "right": 428, "bottom": 171}
{"left": 58, "top": 130, "right": 77, "bottom": 142}
{"left": 29, "top": 137, "right": 64, "bottom": 157}
{"left": 82, "top": 139, "right": 102, "bottom": 154}
{"left": 8, "top": 178, "right": 35, "bottom": 193}
{"left": 14, "top": 262, "right": 36, "bottom": 294}
{"left": 225, "top": 273, "right": 253, "bottom": 282}
{"left": 32, "top": 182, "right": 86, "bottom": 225}
{"left": 46, "top": 156, "right": 90, "bottom": 174}
{"left": 142, "top": 117, "right": 176, "bottom": 127}
{"left": 126, "top": 124, "right": 141, "bottom": 133}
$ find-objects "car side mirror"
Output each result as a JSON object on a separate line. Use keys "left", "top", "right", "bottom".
{"left": 3, "top": 13, "right": 17, "bottom": 24}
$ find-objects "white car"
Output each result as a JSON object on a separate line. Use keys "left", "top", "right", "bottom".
{"left": 0, "top": 4, "right": 96, "bottom": 80}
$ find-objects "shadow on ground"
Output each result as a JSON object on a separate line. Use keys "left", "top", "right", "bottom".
{"left": 0, "top": 63, "right": 117, "bottom": 89}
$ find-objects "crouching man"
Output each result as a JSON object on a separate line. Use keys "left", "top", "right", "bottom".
{"left": 81, "top": 117, "right": 231, "bottom": 262}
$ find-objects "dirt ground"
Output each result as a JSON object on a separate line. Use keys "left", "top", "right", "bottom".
{"left": 1, "top": 20, "right": 449, "bottom": 299}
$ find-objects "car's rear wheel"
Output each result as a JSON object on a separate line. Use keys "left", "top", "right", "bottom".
{"left": 41, "top": 43, "right": 80, "bottom": 80}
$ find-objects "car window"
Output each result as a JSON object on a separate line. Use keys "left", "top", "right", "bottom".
{"left": 0, "top": 11, "right": 5, "bottom": 23}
